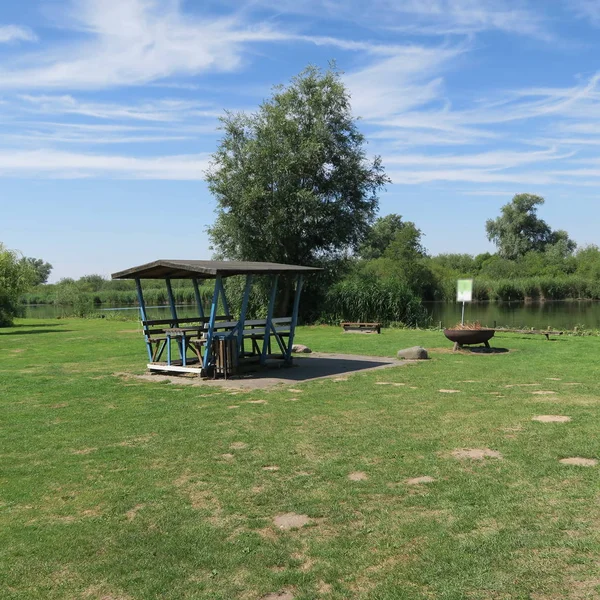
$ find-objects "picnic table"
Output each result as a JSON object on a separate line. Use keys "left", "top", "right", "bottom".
{"left": 161, "top": 317, "right": 294, "bottom": 371}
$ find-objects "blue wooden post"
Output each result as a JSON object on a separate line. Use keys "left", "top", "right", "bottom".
{"left": 285, "top": 275, "right": 304, "bottom": 362}
{"left": 203, "top": 276, "right": 222, "bottom": 371}
{"left": 135, "top": 278, "right": 152, "bottom": 361}
{"left": 261, "top": 275, "right": 278, "bottom": 365}
{"left": 238, "top": 274, "right": 253, "bottom": 355}
{"left": 192, "top": 279, "right": 204, "bottom": 319}
{"left": 165, "top": 278, "right": 181, "bottom": 361}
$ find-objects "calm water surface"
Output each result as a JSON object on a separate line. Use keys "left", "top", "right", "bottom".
{"left": 23, "top": 301, "right": 600, "bottom": 330}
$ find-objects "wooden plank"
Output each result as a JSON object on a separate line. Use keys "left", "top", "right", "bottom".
{"left": 147, "top": 364, "right": 203, "bottom": 374}
{"left": 142, "top": 316, "right": 229, "bottom": 327}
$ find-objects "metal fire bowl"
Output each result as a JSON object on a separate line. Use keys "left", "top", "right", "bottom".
{"left": 443, "top": 328, "right": 495, "bottom": 346}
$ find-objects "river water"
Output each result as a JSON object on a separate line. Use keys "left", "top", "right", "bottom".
{"left": 22, "top": 301, "right": 600, "bottom": 330}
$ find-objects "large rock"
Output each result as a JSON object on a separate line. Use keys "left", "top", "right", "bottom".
{"left": 292, "top": 344, "right": 312, "bottom": 354}
{"left": 397, "top": 346, "right": 428, "bottom": 360}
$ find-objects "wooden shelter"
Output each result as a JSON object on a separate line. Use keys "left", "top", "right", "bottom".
{"left": 111, "top": 260, "right": 320, "bottom": 377}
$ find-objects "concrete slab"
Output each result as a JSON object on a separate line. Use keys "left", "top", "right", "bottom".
{"left": 122, "top": 352, "right": 410, "bottom": 390}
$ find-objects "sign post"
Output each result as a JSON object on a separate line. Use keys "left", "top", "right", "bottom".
{"left": 457, "top": 279, "right": 473, "bottom": 326}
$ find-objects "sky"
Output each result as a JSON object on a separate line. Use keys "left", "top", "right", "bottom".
{"left": 1, "top": 0, "right": 600, "bottom": 282}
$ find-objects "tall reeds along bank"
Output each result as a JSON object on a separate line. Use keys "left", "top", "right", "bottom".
{"left": 323, "top": 276, "right": 430, "bottom": 327}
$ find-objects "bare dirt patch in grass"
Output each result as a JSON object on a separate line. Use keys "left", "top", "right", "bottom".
{"left": 228, "top": 405, "right": 240, "bottom": 409}
{"left": 559, "top": 457, "right": 597, "bottom": 467}
{"left": 260, "top": 590, "right": 294, "bottom": 600}
{"left": 288, "top": 388, "right": 303, "bottom": 393}
{"left": 262, "top": 465, "right": 279, "bottom": 471}
{"left": 531, "top": 390, "right": 557, "bottom": 396}
{"left": 505, "top": 383, "right": 541, "bottom": 388}
{"left": 257, "top": 527, "right": 278, "bottom": 541}
{"left": 51, "top": 402, "right": 68, "bottom": 408}
{"left": 230, "top": 442, "right": 248, "bottom": 450}
{"left": 117, "top": 433, "right": 156, "bottom": 447}
{"left": 247, "top": 399, "right": 267, "bottom": 404}
{"left": 451, "top": 448, "right": 503, "bottom": 460}
{"left": 318, "top": 581, "right": 332, "bottom": 595}
{"left": 532, "top": 415, "right": 571, "bottom": 423}
{"left": 72, "top": 447, "right": 97, "bottom": 455}
{"left": 273, "top": 513, "right": 311, "bottom": 530}
{"left": 125, "top": 504, "right": 144, "bottom": 522}
{"left": 10, "top": 348, "right": 25, "bottom": 354}
{"left": 439, "top": 389, "right": 461, "bottom": 394}
{"left": 82, "top": 584, "right": 132, "bottom": 600}
{"left": 348, "top": 471, "right": 368, "bottom": 481}
{"left": 405, "top": 476, "right": 436, "bottom": 485}
{"left": 221, "top": 453, "right": 235, "bottom": 460}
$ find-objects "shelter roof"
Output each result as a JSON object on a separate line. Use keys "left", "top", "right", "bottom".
{"left": 111, "top": 259, "right": 321, "bottom": 280}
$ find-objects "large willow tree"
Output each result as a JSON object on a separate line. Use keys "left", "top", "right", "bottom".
{"left": 206, "top": 65, "right": 389, "bottom": 268}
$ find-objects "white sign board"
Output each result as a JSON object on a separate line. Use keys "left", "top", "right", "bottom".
{"left": 457, "top": 279, "right": 473, "bottom": 303}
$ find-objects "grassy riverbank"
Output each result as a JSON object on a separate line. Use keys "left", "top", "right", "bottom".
{"left": 2, "top": 319, "right": 600, "bottom": 599}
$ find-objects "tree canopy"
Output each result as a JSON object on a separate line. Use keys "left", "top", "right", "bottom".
{"left": 206, "top": 65, "right": 389, "bottom": 266}
{"left": 21, "top": 257, "right": 52, "bottom": 286}
{"left": 486, "top": 194, "right": 576, "bottom": 260}
{"left": 0, "top": 243, "right": 36, "bottom": 326}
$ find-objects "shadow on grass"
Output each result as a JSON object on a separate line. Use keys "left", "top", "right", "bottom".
{"left": 10, "top": 322, "right": 66, "bottom": 328}
{"left": 468, "top": 347, "right": 510, "bottom": 354}
{"left": 0, "top": 329, "right": 74, "bottom": 336}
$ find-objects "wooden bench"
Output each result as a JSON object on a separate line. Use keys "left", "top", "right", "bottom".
{"left": 184, "top": 317, "right": 293, "bottom": 366}
{"left": 494, "top": 328, "right": 563, "bottom": 341}
{"left": 341, "top": 322, "right": 381, "bottom": 334}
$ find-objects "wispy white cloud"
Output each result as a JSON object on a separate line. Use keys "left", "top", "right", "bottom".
{"left": 385, "top": 0, "right": 550, "bottom": 38}
{"left": 0, "top": 149, "right": 209, "bottom": 179}
{"left": 0, "top": 0, "right": 289, "bottom": 89}
{"left": 0, "top": 25, "right": 37, "bottom": 43}
{"left": 249, "top": 0, "right": 550, "bottom": 39}
{"left": 344, "top": 45, "right": 464, "bottom": 120}
{"left": 569, "top": 0, "right": 600, "bottom": 26}
{"left": 17, "top": 94, "right": 221, "bottom": 122}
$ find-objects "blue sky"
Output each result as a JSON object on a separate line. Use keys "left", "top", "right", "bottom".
{"left": 1, "top": 0, "right": 600, "bottom": 281}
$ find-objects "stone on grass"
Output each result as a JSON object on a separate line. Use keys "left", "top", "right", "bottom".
{"left": 397, "top": 346, "right": 428, "bottom": 360}
{"left": 292, "top": 344, "right": 312, "bottom": 354}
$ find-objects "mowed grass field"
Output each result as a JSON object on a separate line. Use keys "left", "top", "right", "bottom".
{"left": 1, "top": 319, "right": 600, "bottom": 600}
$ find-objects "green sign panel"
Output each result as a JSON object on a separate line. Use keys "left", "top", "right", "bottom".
{"left": 457, "top": 279, "right": 473, "bottom": 302}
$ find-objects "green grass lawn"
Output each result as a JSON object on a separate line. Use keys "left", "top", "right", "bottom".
{"left": 2, "top": 319, "right": 600, "bottom": 599}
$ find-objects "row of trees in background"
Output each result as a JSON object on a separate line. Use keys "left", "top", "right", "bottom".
{"left": 15, "top": 193, "right": 600, "bottom": 327}
{"left": 6, "top": 66, "right": 600, "bottom": 327}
